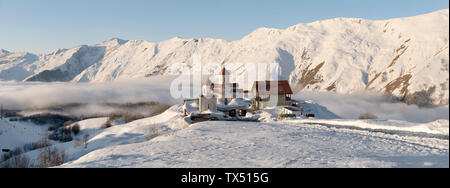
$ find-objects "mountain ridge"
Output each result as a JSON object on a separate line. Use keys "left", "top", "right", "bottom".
{"left": 0, "top": 9, "right": 448, "bottom": 106}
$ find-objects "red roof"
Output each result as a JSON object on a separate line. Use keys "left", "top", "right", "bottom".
{"left": 252, "top": 80, "right": 293, "bottom": 95}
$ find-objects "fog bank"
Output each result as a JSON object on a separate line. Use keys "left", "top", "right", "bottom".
{"left": 295, "top": 92, "right": 449, "bottom": 123}
{"left": 0, "top": 76, "right": 179, "bottom": 110}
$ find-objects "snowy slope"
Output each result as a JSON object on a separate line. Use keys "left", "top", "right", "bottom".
{"left": 58, "top": 104, "right": 447, "bottom": 168}
{"left": 0, "top": 104, "right": 186, "bottom": 166}
{"left": 286, "top": 119, "right": 449, "bottom": 135}
{"left": 0, "top": 119, "right": 48, "bottom": 149}
{"left": 60, "top": 120, "right": 448, "bottom": 168}
{"left": 1, "top": 103, "right": 447, "bottom": 168}
{"left": 0, "top": 9, "right": 448, "bottom": 105}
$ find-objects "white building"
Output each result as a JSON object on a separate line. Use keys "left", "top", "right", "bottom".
{"left": 199, "top": 95, "right": 217, "bottom": 112}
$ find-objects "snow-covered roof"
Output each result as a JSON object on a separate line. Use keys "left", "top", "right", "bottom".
{"left": 283, "top": 106, "right": 301, "bottom": 112}
{"left": 217, "top": 98, "right": 252, "bottom": 111}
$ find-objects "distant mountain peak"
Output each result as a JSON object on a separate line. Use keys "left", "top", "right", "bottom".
{"left": 109, "top": 38, "right": 128, "bottom": 44}
{"left": 0, "top": 49, "right": 10, "bottom": 56}
{"left": 102, "top": 38, "right": 128, "bottom": 46}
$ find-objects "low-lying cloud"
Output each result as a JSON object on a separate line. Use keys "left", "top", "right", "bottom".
{"left": 1, "top": 78, "right": 448, "bottom": 123}
{"left": 295, "top": 91, "right": 449, "bottom": 123}
{"left": 0, "top": 76, "right": 180, "bottom": 110}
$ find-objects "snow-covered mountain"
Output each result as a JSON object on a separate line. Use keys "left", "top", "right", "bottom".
{"left": 1, "top": 9, "right": 448, "bottom": 105}
{"left": 0, "top": 49, "right": 9, "bottom": 56}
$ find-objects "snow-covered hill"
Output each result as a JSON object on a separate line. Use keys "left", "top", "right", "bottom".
{"left": 1, "top": 9, "right": 448, "bottom": 105}
{"left": 59, "top": 113, "right": 448, "bottom": 168}
{"left": 1, "top": 103, "right": 440, "bottom": 168}
{"left": 0, "top": 118, "right": 48, "bottom": 149}
{"left": 1, "top": 102, "right": 448, "bottom": 168}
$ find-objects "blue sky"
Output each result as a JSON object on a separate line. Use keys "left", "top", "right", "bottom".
{"left": 0, "top": 0, "right": 448, "bottom": 54}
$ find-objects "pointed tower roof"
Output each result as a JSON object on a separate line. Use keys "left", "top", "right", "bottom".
{"left": 219, "top": 67, "right": 229, "bottom": 75}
